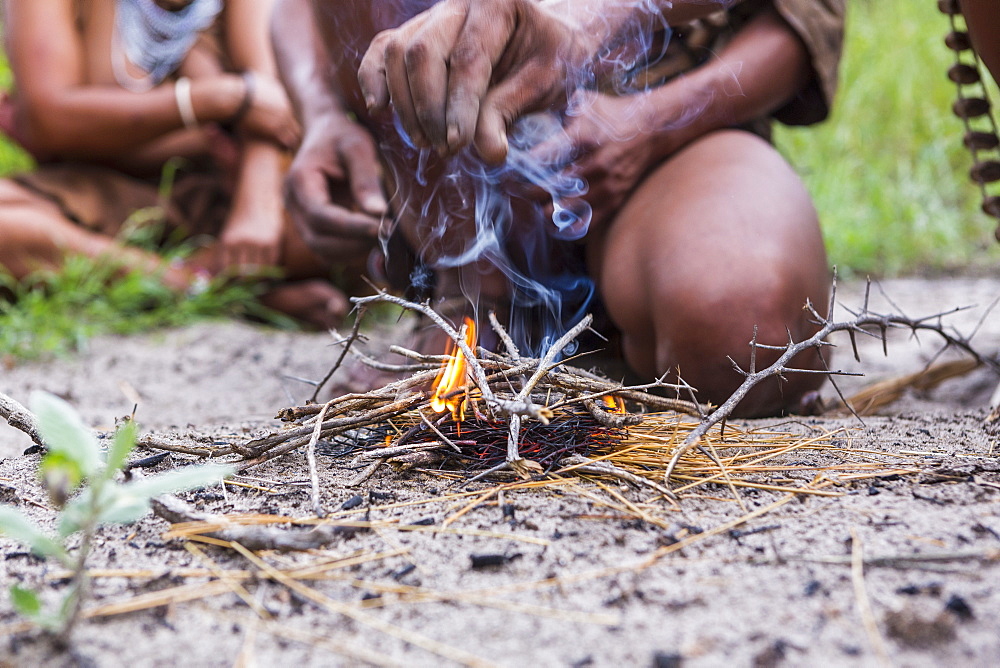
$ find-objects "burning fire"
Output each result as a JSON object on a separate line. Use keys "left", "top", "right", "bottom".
{"left": 603, "top": 395, "right": 625, "bottom": 414}
{"left": 431, "top": 317, "right": 477, "bottom": 419}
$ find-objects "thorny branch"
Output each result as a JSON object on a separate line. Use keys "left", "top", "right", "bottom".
{"left": 664, "top": 277, "right": 1000, "bottom": 486}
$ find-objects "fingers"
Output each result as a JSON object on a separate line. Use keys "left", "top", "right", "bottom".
{"left": 475, "top": 64, "right": 560, "bottom": 163}
{"left": 362, "top": 5, "right": 466, "bottom": 151}
{"left": 405, "top": 6, "right": 465, "bottom": 149}
{"left": 286, "top": 167, "right": 381, "bottom": 249}
{"left": 361, "top": 0, "right": 519, "bottom": 156}
{"left": 358, "top": 31, "right": 393, "bottom": 112}
{"left": 338, "top": 134, "right": 388, "bottom": 216}
{"left": 444, "top": 1, "right": 512, "bottom": 154}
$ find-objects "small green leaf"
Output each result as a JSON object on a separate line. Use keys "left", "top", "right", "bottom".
{"left": 92, "top": 492, "right": 151, "bottom": 526}
{"left": 0, "top": 506, "right": 67, "bottom": 561}
{"left": 31, "top": 391, "right": 102, "bottom": 477}
{"left": 10, "top": 585, "right": 42, "bottom": 618}
{"left": 91, "top": 464, "right": 234, "bottom": 526}
{"left": 56, "top": 502, "right": 85, "bottom": 539}
{"left": 105, "top": 420, "right": 138, "bottom": 476}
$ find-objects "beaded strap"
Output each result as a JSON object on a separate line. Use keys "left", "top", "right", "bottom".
{"left": 938, "top": 0, "right": 1000, "bottom": 242}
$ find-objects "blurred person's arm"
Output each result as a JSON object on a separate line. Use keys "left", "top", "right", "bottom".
{"left": 271, "top": 0, "right": 386, "bottom": 262}
{"left": 3, "top": 0, "right": 250, "bottom": 160}
{"left": 210, "top": 0, "right": 301, "bottom": 273}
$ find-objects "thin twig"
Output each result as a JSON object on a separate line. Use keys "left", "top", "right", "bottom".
{"left": 152, "top": 496, "right": 363, "bottom": 551}
{"left": 558, "top": 455, "right": 677, "bottom": 501}
{"left": 851, "top": 528, "right": 892, "bottom": 667}
{"left": 306, "top": 401, "right": 333, "bottom": 517}
{"left": 310, "top": 305, "right": 367, "bottom": 403}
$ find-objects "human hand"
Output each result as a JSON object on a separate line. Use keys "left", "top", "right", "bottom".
{"left": 284, "top": 115, "right": 387, "bottom": 261}
{"left": 239, "top": 72, "right": 302, "bottom": 150}
{"left": 528, "top": 92, "right": 668, "bottom": 231}
{"left": 358, "top": 0, "right": 594, "bottom": 164}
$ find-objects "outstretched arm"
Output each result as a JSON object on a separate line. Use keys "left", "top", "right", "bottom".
{"left": 358, "top": 0, "right": 745, "bottom": 163}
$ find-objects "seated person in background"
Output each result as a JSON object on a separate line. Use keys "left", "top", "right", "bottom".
{"left": 274, "top": 0, "right": 844, "bottom": 417}
{"left": 0, "top": 0, "right": 373, "bottom": 328}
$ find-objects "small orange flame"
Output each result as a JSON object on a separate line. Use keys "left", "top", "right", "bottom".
{"left": 431, "top": 317, "right": 477, "bottom": 420}
{"left": 602, "top": 395, "right": 625, "bottom": 414}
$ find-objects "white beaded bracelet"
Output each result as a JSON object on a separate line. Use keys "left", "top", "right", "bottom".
{"left": 174, "top": 76, "right": 199, "bottom": 130}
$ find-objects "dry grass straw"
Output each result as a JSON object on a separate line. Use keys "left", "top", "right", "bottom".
{"left": 827, "top": 358, "right": 980, "bottom": 416}
{"left": 38, "top": 410, "right": 930, "bottom": 664}
{"left": 555, "top": 411, "right": 918, "bottom": 503}
{"left": 851, "top": 527, "right": 892, "bottom": 667}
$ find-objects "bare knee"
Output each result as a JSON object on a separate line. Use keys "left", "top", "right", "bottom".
{"left": 646, "top": 275, "right": 821, "bottom": 412}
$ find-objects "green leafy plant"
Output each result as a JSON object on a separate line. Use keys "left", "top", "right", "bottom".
{"left": 0, "top": 392, "right": 233, "bottom": 640}
{"left": 0, "top": 252, "right": 295, "bottom": 361}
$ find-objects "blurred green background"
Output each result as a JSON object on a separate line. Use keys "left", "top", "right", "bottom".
{"left": 0, "top": 0, "right": 997, "bottom": 359}
{"left": 774, "top": 0, "right": 1000, "bottom": 276}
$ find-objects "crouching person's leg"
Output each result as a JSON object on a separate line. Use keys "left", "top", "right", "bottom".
{"left": 588, "top": 130, "right": 831, "bottom": 417}
{"left": 0, "top": 178, "right": 199, "bottom": 291}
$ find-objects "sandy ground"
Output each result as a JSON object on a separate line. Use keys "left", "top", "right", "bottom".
{"left": 1, "top": 277, "right": 999, "bottom": 667}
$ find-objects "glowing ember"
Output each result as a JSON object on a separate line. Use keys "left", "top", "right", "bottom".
{"left": 431, "top": 317, "right": 477, "bottom": 419}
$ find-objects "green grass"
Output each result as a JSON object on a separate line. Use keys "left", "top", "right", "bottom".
{"left": 0, "top": 255, "right": 293, "bottom": 361}
{"left": 0, "top": 1, "right": 997, "bottom": 359}
{"left": 774, "top": 0, "right": 1000, "bottom": 276}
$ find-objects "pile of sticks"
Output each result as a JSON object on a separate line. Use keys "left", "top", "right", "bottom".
{"left": 232, "top": 279, "right": 998, "bottom": 503}
{"left": 236, "top": 293, "right": 702, "bottom": 501}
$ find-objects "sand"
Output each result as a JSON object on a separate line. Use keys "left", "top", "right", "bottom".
{"left": 1, "top": 277, "right": 998, "bottom": 667}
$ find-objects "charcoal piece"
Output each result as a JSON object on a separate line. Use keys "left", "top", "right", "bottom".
{"left": 470, "top": 553, "right": 522, "bottom": 569}
{"left": 340, "top": 494, "right": 364, "bottom": 510}
{"left": 945, "top": 594, "right": 974, "bottom": 621}
{"left": 125, "top": 452, "right": 170, "bottom": 471}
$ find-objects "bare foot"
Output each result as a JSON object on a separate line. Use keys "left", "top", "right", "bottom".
{"left": 259, "top": 279, "right": 350, "bottom": 330}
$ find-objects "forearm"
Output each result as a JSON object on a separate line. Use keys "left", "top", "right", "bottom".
{"left": 17, "top": 78, "right": 244, "bottom": 161}
{"left": 225, "top": 0, "right": 278, "bottom": 75}
{"left": 542, "top": 0, "right": 745, "bottom": 56}
{"left": 104, "top": 129, "right": 213, "bottom": 176}
{"left": 230, "top": 139, "right": 284, "bottom": 221}
{"left": 641, "top": 7, "right": 811, "bottom": 157}
{"left": 272, "top": 0, "right": 349, "bottom": 128}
